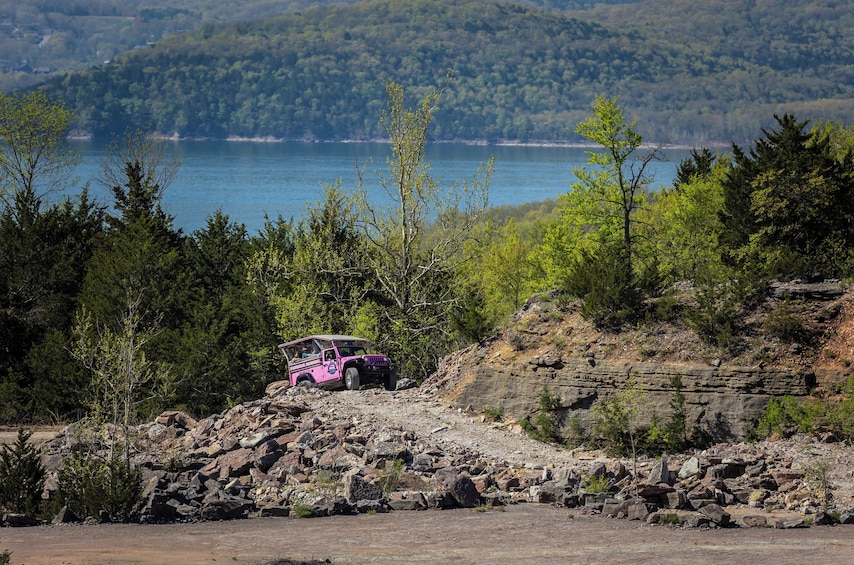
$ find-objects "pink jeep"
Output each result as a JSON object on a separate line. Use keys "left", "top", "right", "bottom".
{"left": 278, "top": 334, "right": 397, "bottom": 391}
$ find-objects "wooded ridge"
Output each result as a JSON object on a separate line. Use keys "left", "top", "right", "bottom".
{"left": 23, "top": 0, "right": 854, "bottom": 145}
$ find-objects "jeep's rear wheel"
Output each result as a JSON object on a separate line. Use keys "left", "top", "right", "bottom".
{"left": 384, "top": 372, "right": 397, "bottom": 391}
{"left": 345, "top": 367, "right": 360, "bottom": 390}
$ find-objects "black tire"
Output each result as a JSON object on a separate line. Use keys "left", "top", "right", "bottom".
{"left": 345, "top": 367, "right": 360, "bottom": 390}
{"left": 296, "top": 377, "right": 314, "bottom": 388}
{"left": 384, "top": 372, "right": 397, "bottom": 391}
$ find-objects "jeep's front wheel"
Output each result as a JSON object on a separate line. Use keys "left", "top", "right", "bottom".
{"left": 384, "top": 372, "right": 397, "bottom": 391}
{"left": 345, "top": 367, "right": 360, "bottom": 390}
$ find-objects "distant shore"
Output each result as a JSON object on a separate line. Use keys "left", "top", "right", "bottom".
{"left": 68, "top": 131, "right": 729, "bottom": 150}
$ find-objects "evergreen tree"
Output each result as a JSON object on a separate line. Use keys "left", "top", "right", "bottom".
{"left": 720, "top": 113, "right": 854, "bottom": 278}
{"left": 76, "top": 132, "right": 184, "bottom": 424}
{"left": 177, "top": 211, "right": 279, "bottom": 414}
{"left": 0, "top": 92, "right": 94, "bottom": 423}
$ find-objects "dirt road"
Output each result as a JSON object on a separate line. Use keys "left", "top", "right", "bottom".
{"left": 3, "top": 504, "right": 854, "bottom": 565}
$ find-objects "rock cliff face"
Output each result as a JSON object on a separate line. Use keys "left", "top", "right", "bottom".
{"left": 429, "top": 352, "right": 811, "bottom": 440}
{"left": 424, "top": 286, "right": 854, "bottom": 441}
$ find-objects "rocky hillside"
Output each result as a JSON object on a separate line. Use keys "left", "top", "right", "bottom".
{"left": 424, "top": 281, "right": 854, "bottom": 441}
{"left": 12, "top": 382, "right": 854, "bottom": 530}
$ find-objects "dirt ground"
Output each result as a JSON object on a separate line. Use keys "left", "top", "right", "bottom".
{"left": 3, "top": 505, "right": 854, "bottom": 565}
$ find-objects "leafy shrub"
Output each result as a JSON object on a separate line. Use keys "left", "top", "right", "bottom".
{"left": 686, "top": 281, "right": 739, "bottom": 348}
{"left": 294, "top": 504, "right": 315, "bottom": 518}
{"left": 563, "top": 243, "right": 642, "bottom": 329}
{"left": 591, "top": 380, "right": 648, "bottom": 457}
{"left": 763, "top": 299, "right": 806, "bottom": 342}
{"left": 754, "top": 395, "right": 818, "bottom": 438}
{"left": 584, "top": 474, "right": 610, "bottom": 494}
{"left": 664, "top": 375, "right": 689, "bottom": 451}
{"left": 803, "top": 460, "right": 833, "bottom": 512}
{"left": 56, "top": 451, "right": 143, "bottom": 522}
{"left": 450, "top": 284, "right": 494, "bottom": 343}
{"left": 0, "top": 429, "right": 46, "bottom": 516}
{"left": 523, "top": 385, "right": 562, "bottom": 443}
{"left": 564, "top": 415, "right": 588, "bottom": 449}
{"left": 0, "top": 549, "right": 9, "bottom": 565}
{"left": 657, "top": 513, "right": 681, "bottom": 525}
{"left": 482, "top": 405, "right": 504, "bottom": 422}
{"left": 379, "top": 458, "right": 404, "bottom": 496}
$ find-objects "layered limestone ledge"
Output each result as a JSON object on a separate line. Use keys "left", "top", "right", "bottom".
{"left": 433, "top": 354, "right": 840, "bottom": 441}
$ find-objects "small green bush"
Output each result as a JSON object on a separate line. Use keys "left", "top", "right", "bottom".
{"left": 0, "top": 429, "right": 46, "bottom": 516}
{"left": 294, "top": 504, "right": 315, "bottom": 518}
{"left": 523, "top": 385, "right": 562, "bottom": 443}
{"left": 563, "top": 242, "right": 642, "bottom": 329}
{"left": 482, "top": 405, "right": 504, "bottom": 422}
{"left": 379, "top": 458, "right": 404, "bottom": 496}
{"left": 686, "top": 281, "right": 739, "bottom": 348}
{"left": 56, "top": 451, "right": 143, "bottom": 522}
{"left": 755, "top": 396, "right": 819, "bottom": 438}
{"left": 564, "top": 415, "right": 587, "bottom": 449}
{"left": 657, "top": 513, "right": 680, "bottom": 525}
{"left": 803, "top": 460, "right": 833, "bottom": 513}
{"left": 585, "top": 474, "right": 610, "bottom": 494}
{"left": 764, "top": 299, "right": 806, "bottom": 342}
{"left": 533, "top": 385, "right": 561, "bottom": 442}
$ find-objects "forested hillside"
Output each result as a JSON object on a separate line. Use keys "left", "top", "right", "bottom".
{"left": 29, "top": 0, "right": 854, "bottom": 145}
{"left": 0, "top": 0, "right": 634, "bottom": 92}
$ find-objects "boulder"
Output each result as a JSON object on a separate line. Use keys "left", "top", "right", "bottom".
{"left": 200, "top": 496, "right": 254, "bottom": 520}
{"left": 740, "top": 515, "right": 768, "bottom": 528}
{"left": 388, "top": 493, "right": 427, "bottom": 511}
{"left": 51, "top": 505, "right": 80, "bottom": 524}
{"left": 344, "top": 470, "right": 383, "bottom": 503}
{"left": 678, "top": 457, "right": 701, "bottom": 480}
{"left": 698, "top": 503, "right": 731, "bottom": 527}
{"left": 2, "top": 513, "right": 40, "bottom": 526}
{"left": 432, "top": 468, "right": 481, "bottom": 508}
{"left": 647, "top": 457, "right": 670, "bottom": 485}
{"left": 626, "top": 501, "right": 655, "bottom": 521}
{"left": 156, "top": 410, "right": 198, "bottom": 429}
{"left": 839, "top": 510, "right": 854, "bottom": 525}
{"left": 773, "top": 517, "right": 808, "bottom": 529}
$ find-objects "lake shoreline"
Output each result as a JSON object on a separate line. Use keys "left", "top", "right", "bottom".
{"left": 70, "top": 132, "right": 724, "bottom": 151}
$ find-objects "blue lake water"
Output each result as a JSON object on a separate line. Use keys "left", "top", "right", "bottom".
{"left": 70, "top": 140, "right": 690, "bottom": 234}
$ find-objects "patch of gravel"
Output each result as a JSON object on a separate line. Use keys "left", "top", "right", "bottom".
{"left": 300, "top": 385, "right": 854, "bottom": 511}
{"left": 304, "top": 386, "right": 590, "bottom": 469}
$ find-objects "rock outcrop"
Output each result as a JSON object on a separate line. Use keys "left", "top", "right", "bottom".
{"left": 423, "top": 287, "right": 854, "bottom": 441}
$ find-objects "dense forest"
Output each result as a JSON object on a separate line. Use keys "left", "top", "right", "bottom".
{"left": 2, "top": 86, "right": 854, "bottom": 428}
{"left": 0, "top": 0, "right": 654, "bottom": 92}
{"left": 11, "top": 0, "right": 853, "bottom": 145}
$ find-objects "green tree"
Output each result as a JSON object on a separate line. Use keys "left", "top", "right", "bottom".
{"left": 544, "top": 96, "right": 659, "bottom": 324}
{"left": 643, "top": 165, "right": 727, "bottom": 285}
{"left": 592, "top": 377, "right": 648, "bottom": 490}
{"left": 76, "top": 131, "right": 184, "bottom": 427}
{"left": 482, "top": 220, "right": 535, "bottom": 315}
{"left": 177, "top": 211, "right": 279, "bottom": 414}
{"left": 284, "top": 183, "right": 372, "bottom": 338}
{"left": 570, "top": 95, "right": 661, "bottom": 262}
{"left": 0, "top": 93, "right": 103, "bottom": 421}
{"left": 0, "top": 91, "right": 78, "bottom": 200}
{"left": 673, "top": 147, "right": 716, "bottom": 188}
{"left": 720, "top": 113, "right": 854, "bottom": 278}
{"left": 0, "top": 429, "right": 46, "bottom": 516}
{"left": 354, "top": 80, "right": 491, "bottom": 380}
